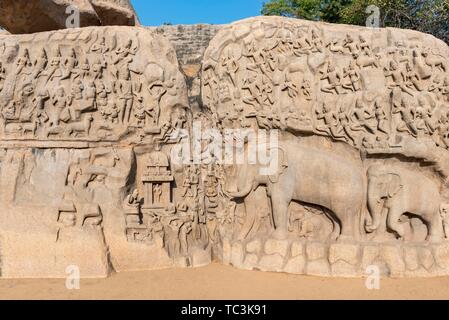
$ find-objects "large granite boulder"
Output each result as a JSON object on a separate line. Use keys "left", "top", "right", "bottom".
{"left": 0, "top": 15, "right": 448, "bottom": 279}
{"left": 0, "top": 0, "right": 139, "bottom": 34}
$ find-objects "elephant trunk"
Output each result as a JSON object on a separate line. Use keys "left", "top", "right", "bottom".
{"left": 224, "top": 180, "right": 255, "bottom": 199}
{"left": 366, "top": 185, "right": 383, "bottom": 233}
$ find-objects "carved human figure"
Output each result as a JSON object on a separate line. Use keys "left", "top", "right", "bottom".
{"left": 374, "top": 97, "right": 390, "bottom": 135}
{"left": 49, "top": 86, "right": 71, "bottom": 128}
{"left": 343, "top": 34, "right": 360, "bottom": 55}
{"left": 384, "top": 60, "right": 415, "bottom": 96}
{"left": 115, "top": 57, "right": 136, "bottom": 124}
{"left": 342, "top": 60, "right": 361, "bottom": 92}
{"left": 32, "top": 48, "right": 48, "bottom": 79}
{"left": 45, "top": 47, "right": 62, "bottom": 82}
{"left": 352, "top": 97, "right": 376, "bottom": 134}
{"left": 415, "top": 96, "right": 436, "bottom": 135}
{"left": 393, "top": 99, "right": 418, "bottom": 137}
{"left": 440, "top": 203, "right": 449, "bottom": 239}
{"left": 405, "top": 62, "right": 424, "bottom": 91}
{"left": 320, "top": 64, "right": 344, "bottom": 95}
{"left": 61, "top": 48, "right": 78, "bottom": 80}
{"left": 315, "top": 103, "right": 346, "bottom": 140}
{"left": 336, "top": 105, "right": 357, "bottom": 145}
{"left": 15, "top": 48, "right": 32, "bottom": 75}
{"left": 92, "top": 57, "right": 107, "bottom": 80}
{"left": 123, "top": 189, "right": 142, "bottom": 225}
{"left": 90, "top": 35, "right": 109, "bottom": 54}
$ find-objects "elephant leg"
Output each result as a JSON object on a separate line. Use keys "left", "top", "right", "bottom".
{"left": 271, "top": 200, "right": 290, "bottom": 240}
{"left": 387, "top": 206, "right": 406, "bottom": 239}
{"left": 427, "top": 213, "right": 444, "bottom": 243}
{"left": 323, "top": 210, "right": 341, "bottom": 241}
{"left": 338, "top": 210, "right": 355, "bottom": 240}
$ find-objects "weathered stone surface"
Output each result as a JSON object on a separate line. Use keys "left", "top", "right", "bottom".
{"left": 291, "top": 241, "right": 304, "bottom": 258}
{"left": 230, "top": 242, "right": 244, "bottom": 267}
{"left": 306, "top": 243, "right": 327, "bottom": 261}
{"left": 404, "top": 247, "right": 420, "bottom": 271}
{"left": 1, "top": 13, "right": 449, "bottom": 279}
{"left": 264, "top": 239, "right": 289, "bottom": 256}
{"left": 246, "top": 239, "right": 262, "bottom": 254}
{"left": 242, "top": 253, "right": 259, "bottom": 270}
{"left": 329, "top": 243, "right": 359, "bottom": 265}
{"left": 307, "top": 259, "right": 331, "bottom": 276}
{"left": 331, "top": 261, "right": 358, "bottom": 277}
{"left": 382, "top": 246, "right": 406, "bottom": 278}
{"left": 419, "top": 248, "right": 435, "bottom": 271}
{"left": 434, "top": 243, "right": 449, "bottom": 269}
{"left": 0, "top": 0, "right": 138, "bottom": 34}
{"left": 258, "top": 254, "right": 285, "bottom": 271}
{"left": 284, "top": 255, "right": 306, "bottom": 274}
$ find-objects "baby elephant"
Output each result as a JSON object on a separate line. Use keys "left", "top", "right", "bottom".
{"left": 366, "top": 165, "right": 444, "bottom": 242}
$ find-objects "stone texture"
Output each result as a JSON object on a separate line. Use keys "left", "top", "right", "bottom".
{"left": 0, "top": 0, "right": 138, "bottom": 34}
{"left": 307, "top": 259, "right": 331, "bottom": 277}
{"left": 242, "top": 254, "right": 259, "bottom": 270}
{"left": 419, "top": 248, "right": 435, "bottom": 271}
{"left": 404, "top": 247, "right": 420, "bottom": 271}
{"left": 148, "top": 24, "right": 222, "bottom": 113}
{"left": 329, "top": 243, "right": 359, "bottom": 265}
{"left": 264, "top": 239, "right": 289, "bottom": 257}
{"left": 291, "top": 241, "right": 304, "bottom": 258}
{"left": 230, "top": 242, "right": 244, "bottom": 267}
{"left": 331, "top": 261, "right": 358, "bottom": 277}
{"left": 434, "top": 243, "right": 449, "bottom": 269}
{"left": 284, "top": 255, "right": 306, "bottom": 274}
{"left": 306, "top": 243, "right": 327, "bottom": 261}
{"left": 0, "top": 13, "right": 449, "bottom": 279}
{"left": 381, "top": 246, "right": 406, "bottom": 278}
{"left": 246, "top": 239, "right": 262, "bottom": 254}
{"left": 258, "top": 254, "right": 285, "bottom": 272}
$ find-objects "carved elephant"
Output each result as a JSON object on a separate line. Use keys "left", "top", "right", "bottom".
{"left": 366, "top": 164, "right": 444, "bottom": 242}
{"left": 225, "top": 139, "right": 365, "bottom": 240}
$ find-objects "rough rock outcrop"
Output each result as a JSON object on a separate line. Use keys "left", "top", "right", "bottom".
{"left": 0, "top": 0, "right": 138, "bottom": 34}
{"left": 0, "top": 16, "right": 448, "bottom": 278}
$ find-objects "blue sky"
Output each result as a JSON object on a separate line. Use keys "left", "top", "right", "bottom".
{"left": 131, "top": 0, "right": 265, "bottom": 26}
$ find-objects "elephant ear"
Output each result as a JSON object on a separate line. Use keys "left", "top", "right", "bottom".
{"left": 386, "top": 173, "right": 403, "bottom": 198}
{"left": 268, "top": 147, "right": 289, "bottom": 184}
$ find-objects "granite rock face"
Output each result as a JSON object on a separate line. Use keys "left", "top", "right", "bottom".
{"left": 0, "top": 16, "right": 449, "bottom": 278}
{"left": 0, "top": 0, "right": 138, "bottom": 34}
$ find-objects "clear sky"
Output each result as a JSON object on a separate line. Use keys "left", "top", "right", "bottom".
{"left": 131, "top": 0, "right": 266, "bottom": 26}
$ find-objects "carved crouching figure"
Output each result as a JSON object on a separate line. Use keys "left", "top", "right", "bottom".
{"left": 366, "top": 165, "right": 444, "bottom": 242}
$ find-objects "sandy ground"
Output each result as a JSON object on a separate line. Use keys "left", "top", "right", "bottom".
{"left": 0, "top": 263, "right": 449, "bottom": 300}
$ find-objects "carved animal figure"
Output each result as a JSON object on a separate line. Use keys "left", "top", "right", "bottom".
{"left": 354, "top": 53, "right": 379, "bottom": 69}
{"left": 366, "top": 164, "right": 444, "bottom": 242}
{"left": 225, "top": 139, "right": 365, "bottom": 240}
{"left": 423, "top": 50, "right": 448, "bottom": 72}
{"left": 66, "top": 114, "right": 94, "bottom": 137}
{"left": 22, "top": 119, "right": 39, "bottom": 136}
